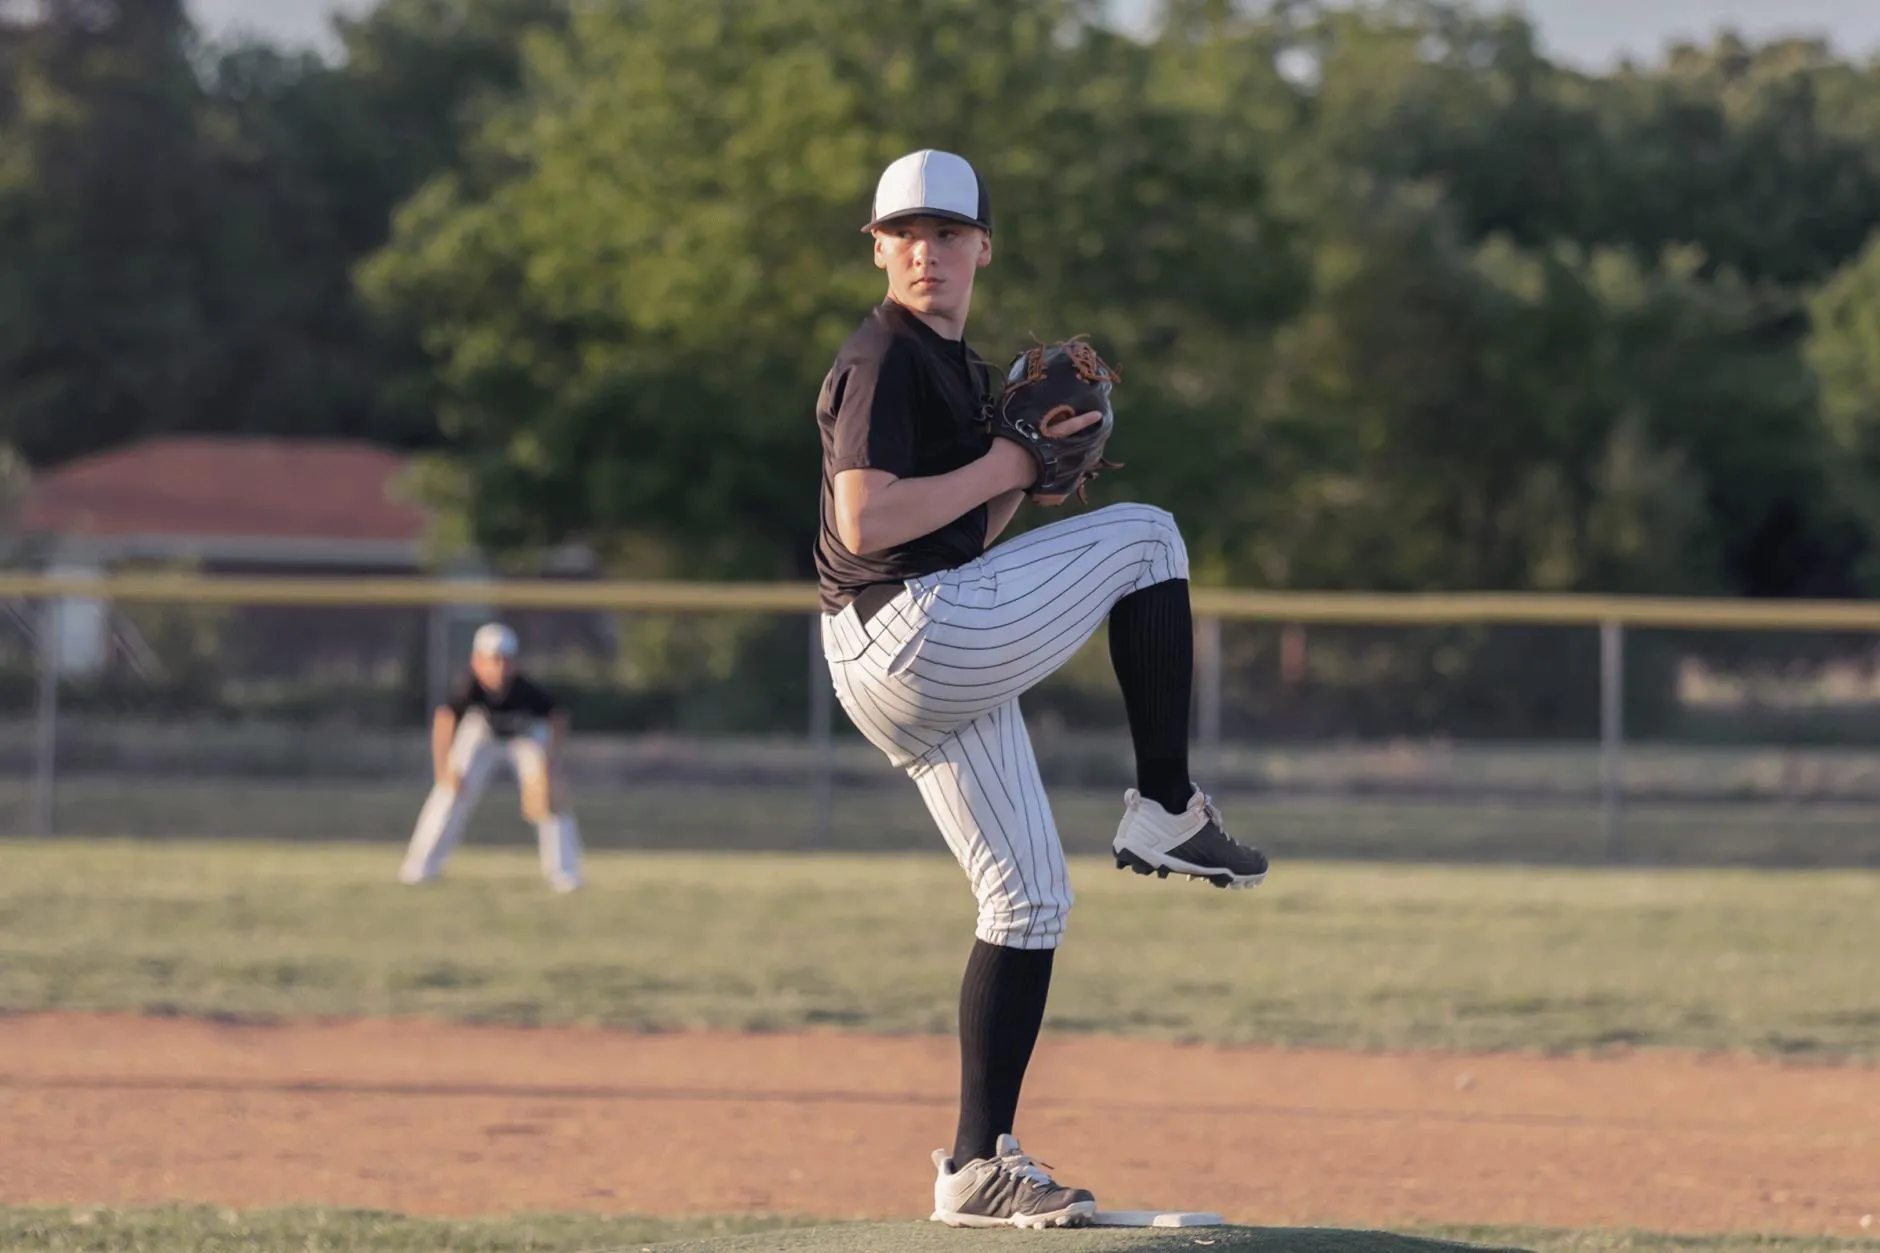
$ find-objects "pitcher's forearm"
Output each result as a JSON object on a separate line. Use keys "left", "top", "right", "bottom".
{"left": 836, "top": 444, "right": 1033, "bottom": 555}
{"left": 848, "top": 462, "right": 1012, "bottom": 553}
{"left": 985, "top": 489, "right": 1025, "bottom": 547}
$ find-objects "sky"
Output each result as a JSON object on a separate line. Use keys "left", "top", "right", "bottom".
{"left": 188, "top": 0, "right": 1880, "bottom": 69}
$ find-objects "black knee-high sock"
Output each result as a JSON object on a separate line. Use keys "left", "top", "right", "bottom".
{"left": 952, "top": 940, "right": 1054, "bottom": 1167}
{"left": 1109, "top": 578, "right": 1194, "bottom": 814}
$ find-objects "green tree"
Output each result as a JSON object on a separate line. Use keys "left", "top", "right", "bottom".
{"left": 1807, "top": 230, "right": 1880, "bottom": 585}
{"left": 1588, "top": 34, "right": 1880, "bottom": 287}
{"left": 1237, "top": 189, "right": 1719, "bottom": 596}
{"left": 0, "top": 0, "right": 224, "bottom": 464}
{"left": 359, "top": 0, "right": 1307, "bottom": 576}
{"left": 0, "top": 0, "right": 566, "bottom": 468}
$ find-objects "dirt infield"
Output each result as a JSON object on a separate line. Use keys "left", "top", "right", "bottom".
{"left": 2, "top": 1014, "right": 1876, "bottom": 1238}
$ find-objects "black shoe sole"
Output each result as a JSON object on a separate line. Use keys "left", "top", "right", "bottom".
{"left": 1114, "top": 847, "right": 1253, "bottom": 889}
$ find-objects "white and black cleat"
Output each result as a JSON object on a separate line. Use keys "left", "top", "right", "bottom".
{"left": 1112, "top": 787, "right": 1267, "bottom": 890}
{"left": 930, "top": 1135, "right": 1098, "bottom": 1229}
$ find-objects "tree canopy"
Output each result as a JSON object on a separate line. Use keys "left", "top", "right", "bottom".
{"left": 5, "top": 0, "right": 1880, "bottom": 606}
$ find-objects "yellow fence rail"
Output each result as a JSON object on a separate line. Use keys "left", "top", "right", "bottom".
{"left": 2, "top": 572, "right": 1880, "bottom": 631}
{"left": 6, "top": 569, "right": 1878, "bottom": 854}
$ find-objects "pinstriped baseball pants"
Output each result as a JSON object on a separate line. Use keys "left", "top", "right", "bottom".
{"left": 821, "top": 503, "right": 1190, "bottom": 950}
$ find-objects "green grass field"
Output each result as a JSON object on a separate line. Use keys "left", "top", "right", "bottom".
{"left": 4, "top": 841, "right": 1879, "bottom": 1054}
{"left": 7, "top": 843, "right": 1878, "bottom": 1252}
{"left": 3, "top": 1208, "right": 1877, "bottom": 1253}
{"left": 6, "top": 776, "right": 1880, "bottom": 866}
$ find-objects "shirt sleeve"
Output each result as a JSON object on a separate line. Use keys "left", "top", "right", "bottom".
{"left": 444, "top": 670, "right": 475, "bottom": 719}
{"left": 828, "top": 339, "right": 919, "bottom": 478}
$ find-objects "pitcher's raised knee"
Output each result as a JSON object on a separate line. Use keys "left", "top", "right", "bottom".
{"left": 1091, "top": 502, "right": 1189, "bottom": 582}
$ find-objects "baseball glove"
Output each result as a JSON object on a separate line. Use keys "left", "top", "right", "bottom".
{"left": 988, "top": 337, "right": 1123, "bottom": 505}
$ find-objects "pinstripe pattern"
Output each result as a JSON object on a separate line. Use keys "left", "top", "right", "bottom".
{"left": 823, "top": 503, "right": 1190, "bottom": 949}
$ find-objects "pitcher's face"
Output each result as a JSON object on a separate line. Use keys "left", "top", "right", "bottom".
{"left": 874, "top": 216, "right": 991, "bottom": 323}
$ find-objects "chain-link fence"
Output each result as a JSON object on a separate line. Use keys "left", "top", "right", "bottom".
{"left": 5, "top": 577, "right": 1880, "bottom": 866}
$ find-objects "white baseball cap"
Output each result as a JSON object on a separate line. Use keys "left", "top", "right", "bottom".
{"left": 472, "top": 622, "right": 518, "bottom": 658}
{"left": 863, "top": 149, "right": 992, "bottom": 233}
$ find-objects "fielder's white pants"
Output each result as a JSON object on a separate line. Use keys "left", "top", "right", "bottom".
{"left": 821, "top": 502, "right": 1189, "bottom": 950}
{"left": 398, "top": 709, "right": 585, "bottom": 890}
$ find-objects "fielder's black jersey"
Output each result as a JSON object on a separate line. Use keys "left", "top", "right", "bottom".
{"left": 814, "top": 298, "right": 999, "bottom": 614}
{"left": 445, "top": 669, "right": 557, "bottom": 739}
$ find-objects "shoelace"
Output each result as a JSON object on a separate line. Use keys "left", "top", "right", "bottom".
{"left": 1196, "top": 791, "right": 1255, "bottom": 851}
{"left": 995, "top": 1147, "right": 1057, "bottom": 1188}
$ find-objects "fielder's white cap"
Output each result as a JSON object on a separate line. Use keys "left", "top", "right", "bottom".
{"left": 471, "top": 622, "right": 518, "bottom": 658}
{"left": 863, "top": 149, "right": 992, "bottom": 233}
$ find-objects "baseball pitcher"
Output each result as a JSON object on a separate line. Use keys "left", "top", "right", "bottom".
{"left": 815, "top": 149, "right": 1269, "bottom": 1229}
{"left": 397, "top": 622, "right": 584, "bottom": 892}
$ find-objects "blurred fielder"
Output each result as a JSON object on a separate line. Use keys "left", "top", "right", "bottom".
{"left": 397, "top": 622, "right": 584, "bottom": 892}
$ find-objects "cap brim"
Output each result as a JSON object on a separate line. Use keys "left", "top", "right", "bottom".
{"left": 862, "top": 208, "right": 990, "bottom": 233}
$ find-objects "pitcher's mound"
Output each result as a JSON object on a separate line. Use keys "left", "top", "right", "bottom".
{"left": 642, "top": 1223, "right": 1532, "bottom": 1253}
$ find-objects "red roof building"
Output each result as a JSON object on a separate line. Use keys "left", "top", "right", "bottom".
{"left": 18, "top": 435, "right": 431, "bottom": 568}
{"left": 9, "top": 436, "right": 599, "bottom": 687}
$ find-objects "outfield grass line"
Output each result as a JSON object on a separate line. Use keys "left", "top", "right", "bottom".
{"left": 9, "top": 773, "right": 1880, "bottom": 867}
{"left": 2, "top": 841, "right": 1878, "bottom": 1057}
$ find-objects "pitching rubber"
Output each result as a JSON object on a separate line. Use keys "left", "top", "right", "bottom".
{"left": 1090, "top": 1210, "right": 1226, "bottom": 1227}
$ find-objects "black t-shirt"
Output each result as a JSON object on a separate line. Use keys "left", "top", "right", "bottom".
{"left": 813, "top": 299, "right": 999, "bottom": 614}
{"left": 445, "top": 669, "right": 557, "bottom": 739}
